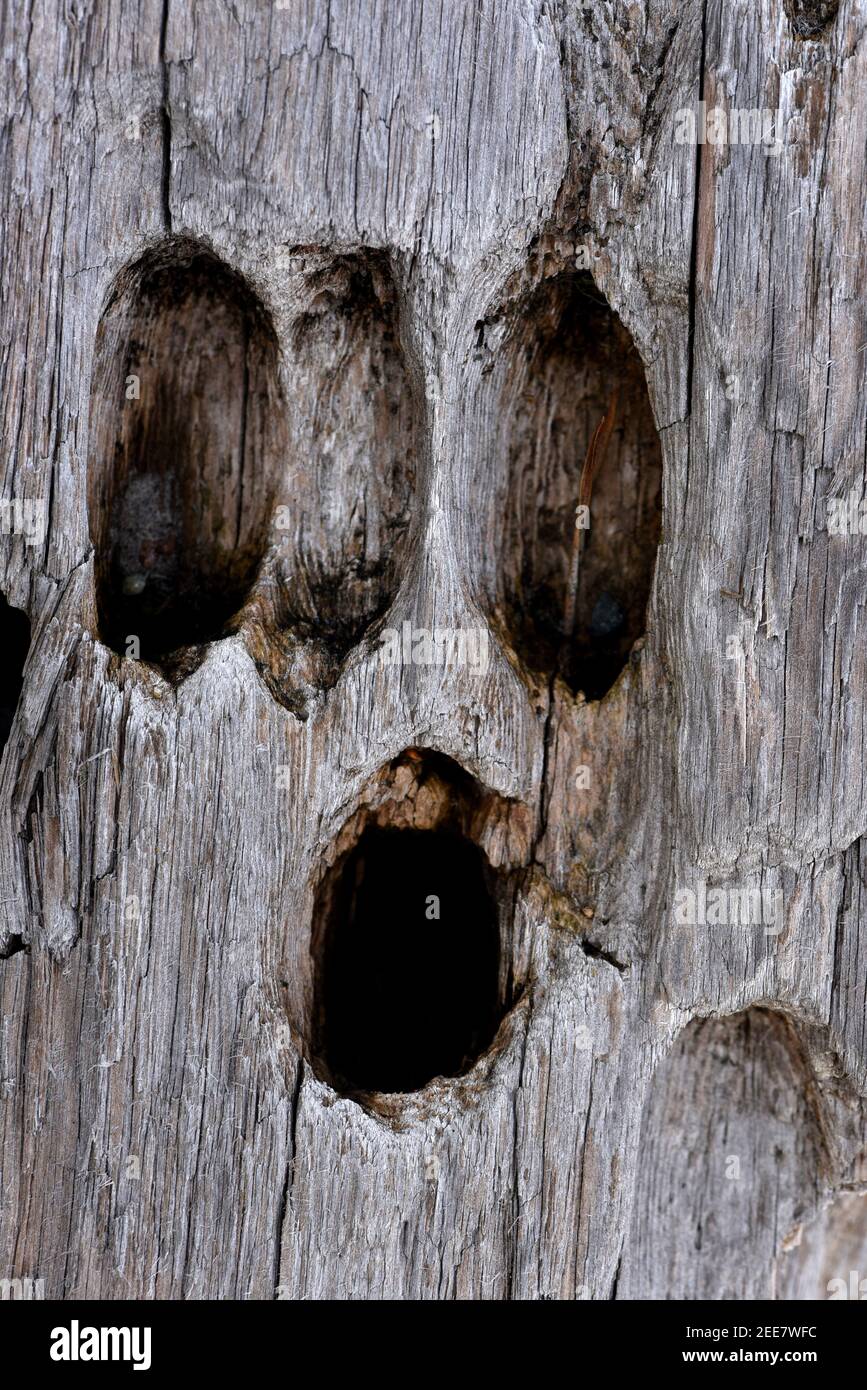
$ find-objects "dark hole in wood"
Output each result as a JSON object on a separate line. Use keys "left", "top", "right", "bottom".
{"left": 0, "top": 596, "right": 30, "bottom": 755}
{"left": 88, "top": 239, "right": 284, "bottom": 676}
{"left": 0, "top": 933, "right": 29, "bottom": 959}
{"left": 496, "top": 270, "right": 662, "bottom": 700}
{"left": 314, "top": 825, "right": 503, "bottom": 1095}
{"left": 783, "top": 0, "right": 839, "bottom": 37}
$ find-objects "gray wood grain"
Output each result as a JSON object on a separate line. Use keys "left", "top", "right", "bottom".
{"left": 1, "top": 0, "right": 865, "bottom": 1300}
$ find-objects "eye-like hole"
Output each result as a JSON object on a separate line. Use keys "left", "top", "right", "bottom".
{"left": 485, "top": 269, "right": 662, "bottom": 700}
{"left": 0, "top": 595, "right": 30, "bottom": 755}
{"left": 307, "top": 751, "right": 523, "bottom": 1098}
{"left": 262, "top": 249, "right": 417, "bottom": 696}
{"left": 88, "top": 239, "right": 284, "bottom": 676}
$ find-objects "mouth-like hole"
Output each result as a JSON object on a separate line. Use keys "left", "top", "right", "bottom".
{"left": 305, "top": 750, "right": 528, "bottom": 1100}
{"left": 0, "top": 596, "right": 30, "bottom": 756}
{"left": 316, "top": 826, "right": 502, "bottom": 1095}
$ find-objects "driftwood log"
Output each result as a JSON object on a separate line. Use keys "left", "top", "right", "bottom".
{"left": 1, "top": 0, "right": 866, "bottom": 1300}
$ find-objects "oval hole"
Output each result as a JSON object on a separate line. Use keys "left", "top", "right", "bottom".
{"left": 491, "top": 270, "right": 662, "bottom": 700}
{"left": 260, "top": 249, "right": 417, "bottom": 699}
{"left": 306, "top": 750, "right": 523, "bottom": 1099}
{"left": 88, "top": 239, "right": 284, "bottom": 674}
{"left": 619, "top": 1010, "right": 827, "bottom": 1299}
{"left": 314, "top": 825, "right": 502, "bottom": 1095}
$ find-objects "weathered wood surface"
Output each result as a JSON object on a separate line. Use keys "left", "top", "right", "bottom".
{"left": 1, "top": 0, "right": 866, "bottom": 1299}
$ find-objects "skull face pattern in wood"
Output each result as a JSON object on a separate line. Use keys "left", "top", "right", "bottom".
{"left": 3, "top": 0, "right": 860, "bottom": 1305}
